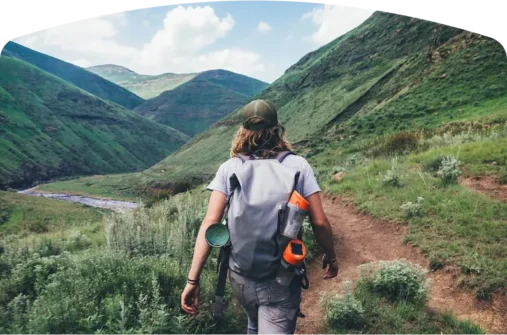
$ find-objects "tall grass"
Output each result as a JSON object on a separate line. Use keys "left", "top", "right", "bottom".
{"left": 0, "top": 190, "right": 244, "bottom": 334}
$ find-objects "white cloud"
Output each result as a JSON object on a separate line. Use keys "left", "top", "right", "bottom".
{"left": 13, "top": 5, "right": 267, "bottom": 80}
{"left": 286, "top": 33, "right": 293, "bottom": 41}
{"left": 140, "top": 5, "right": 235, "bottom": 69}
{"left": 303, "top": 5, "right": 374, "bottom": 45}
{"left": 257, "top": 21, "right": 272, "bottom": 32}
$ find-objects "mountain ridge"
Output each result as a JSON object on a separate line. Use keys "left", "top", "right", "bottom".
{"left": 1, "top": 41, "right": 144, "bottom": 109}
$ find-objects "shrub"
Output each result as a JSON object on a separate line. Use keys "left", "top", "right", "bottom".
{"left": 369, "top": 131, "right": 421, "bottom": 157}
{"left": 400, "top": 197, "right": 424, "bottom": 218}
{"left": 144, "top": 190, "right": 171, "bottom": 208}
{"left": 64, "top": 231, "right": 92, "bottom": 252}
{"left": 358, "top": 260, "right": 429, "bottom": 304}
{"left": 381, "top": 157, "right": 401, "bottom": 187}
{"left": 322, "top": 283, "right": 365, "bottom": 330}
{"left": 437, "top": 156, "right": 461, "bottom": 184}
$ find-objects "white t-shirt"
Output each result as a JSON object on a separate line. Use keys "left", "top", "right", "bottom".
{"left": 207, "top": 154, "right": 321, "bottom": 198}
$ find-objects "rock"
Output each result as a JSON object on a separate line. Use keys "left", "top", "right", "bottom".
{"left": 491, "top": 161, "right": 497, "bottom": 165}
{"left": 333, "top": 171, "right": 346, "bottom": 182}
{"left": 441, "top": 73, "right": 447, "bottom": 78}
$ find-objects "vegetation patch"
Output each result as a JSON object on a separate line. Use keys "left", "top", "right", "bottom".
{"left": 323, "top": 260, "right": 483, "bottom": 334}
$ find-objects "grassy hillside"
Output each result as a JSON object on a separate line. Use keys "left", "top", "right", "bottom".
{"left": 0, "top": 191, "right": 104, "bottom": 235}
{"left": 87, "top": 64, "right": 197, "bottom": 99}
{"left": 1, "top": 42, "right": 144, "bottom": 109}
{"left": 134, "top": 70, "right": 268, "bottom": 136}
{"left": 0, "top": 57, "right": 189, "bottom": 189}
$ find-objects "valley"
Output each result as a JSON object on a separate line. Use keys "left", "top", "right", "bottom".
{"left": 0, "top": 8, "right": 506, "bottom": 335}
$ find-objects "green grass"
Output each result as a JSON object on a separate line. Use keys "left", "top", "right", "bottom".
{"left": 0, "top": 56, "right": 189, "bottom": 189}
{"left": 0, "top": 191, "right": 104, "bottom": 235}
{"left": 39, "top": 177, "right": 141, "bottom": 201}
{"left": 348, "top": 283, "right": 483, "bottom": 334}
{"left": 323, "top": 260, "right": 483, "bottom": 334}
{"left": 322, "top": 140, "right": 507, "bottom": 296}
{"left": 409, "top": 137, "right": 507, "bottom": 177}
{"left": 2, "top": 42, "right": 144, "bottom": 109}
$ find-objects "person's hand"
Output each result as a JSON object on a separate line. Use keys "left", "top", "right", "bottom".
{"left": 322, "top": 254, "right": 339, "bottom": 279}
{"left": 181, "top": 283, "right": 200, "bottom": 314}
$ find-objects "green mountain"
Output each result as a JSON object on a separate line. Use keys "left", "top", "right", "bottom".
{"left": 1, "top": 42, "right": 144, "bottom": 109}
{"left": 133, "top": 70, "right": 268, "bottom": 136}
{"left": 0, "top": 56, "right": 189, "bottom": 189}
{"left": 51, "top": 12, "right": 507, "bottom": 197}
{"left": 87, "top": 64, "right": 197, "bottom": 99}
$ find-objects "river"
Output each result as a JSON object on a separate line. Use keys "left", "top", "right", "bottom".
{"left": 18, "top": 187, "right": 138, "bottom": 213}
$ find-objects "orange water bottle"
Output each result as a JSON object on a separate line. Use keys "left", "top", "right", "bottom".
{"left": 276, "top": 240, "right": 307, "bottom": 286}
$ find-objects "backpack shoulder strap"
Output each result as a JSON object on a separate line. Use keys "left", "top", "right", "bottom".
{"left": 276, "top": 151, "right": 294, "bottom": 163}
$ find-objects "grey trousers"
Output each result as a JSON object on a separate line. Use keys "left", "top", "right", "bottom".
{"left": 229, "top": 271, "right": 302, "bottom": 334}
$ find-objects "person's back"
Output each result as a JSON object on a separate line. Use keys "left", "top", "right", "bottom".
{"left": 181, "top": 99, "right": 338, "bottom": 334}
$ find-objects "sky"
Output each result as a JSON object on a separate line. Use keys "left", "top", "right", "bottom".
{"left": 13, "top": 1, "right": 374, "bottom": 83}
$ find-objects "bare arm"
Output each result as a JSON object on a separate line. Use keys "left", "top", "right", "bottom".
{"left": 306, "top": 192, "right": 338, "bottom": 278}
{"left": 188, "top": 190, "right": 227, "bottom": 280}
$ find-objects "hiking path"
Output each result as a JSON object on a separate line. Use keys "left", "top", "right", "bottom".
{"left": 296, "top": 195, "right": 507, "bottom": 334}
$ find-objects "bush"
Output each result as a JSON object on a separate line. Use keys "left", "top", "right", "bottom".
{"left": 369, "top": 131, "right": 422, "bottom": 157}
{"left": 64, "top": 231, "right": 92, "bottom": 252}
{"left": 400, "top": 197, "right": 424, "bottom": 218}
{"left": 381, "top": 157, "right": 401, "bottom": 187}
{"left": 358, "top": 260, "right": 429, "bottom": 304}
{"left": 437, "top": 156, "right": 461, "bottom": 184}
{"left": 323, "top": 283, "right": 365, "bottom": 330}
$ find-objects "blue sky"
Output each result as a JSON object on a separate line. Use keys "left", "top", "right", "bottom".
{"left": 14, "top": 1, "right": 374, "bottom": 82}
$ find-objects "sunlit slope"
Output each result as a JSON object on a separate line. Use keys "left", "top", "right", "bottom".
{"left": 0, "top": 57, "right": 189, "bottom": 188}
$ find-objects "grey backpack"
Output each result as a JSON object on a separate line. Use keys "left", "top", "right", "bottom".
{"left": 226, "top": 151, "right": 300, "bottom": 279}
{"left": 213, "top": 151, "right": 308, "bottom": 318}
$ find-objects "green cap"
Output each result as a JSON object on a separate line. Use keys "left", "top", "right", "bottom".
{"left": 242, "top": 99, "right": 278, "bottom": 130}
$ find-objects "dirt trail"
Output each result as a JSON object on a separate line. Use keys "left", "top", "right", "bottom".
{"left": 296, "top": 196, "right": 507, "bottom": 334}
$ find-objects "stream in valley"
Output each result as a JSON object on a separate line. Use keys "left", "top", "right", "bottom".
{"left": 18, "top": 187, "right": 138, "bottom": 212}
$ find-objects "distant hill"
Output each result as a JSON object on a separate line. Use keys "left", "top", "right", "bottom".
{"left": 87, "top": 64, "right": 197, "bottom": 99}
{"left": 1, "top": 42, "right": 144, "bottom": 109}
{"left": 134, "top": 69, "right": 268, "bottom": 136}
{"left": 0, "top": 56, "right": 189, "bottom": 189}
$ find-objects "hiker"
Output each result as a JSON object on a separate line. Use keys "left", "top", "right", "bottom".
{"left": 181, "top": 99, "right": 338, "bottom": 334}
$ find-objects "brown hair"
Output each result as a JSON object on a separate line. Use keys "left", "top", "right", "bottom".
{"left": 230, "top": 117, "right": 293, "bottom": 158}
